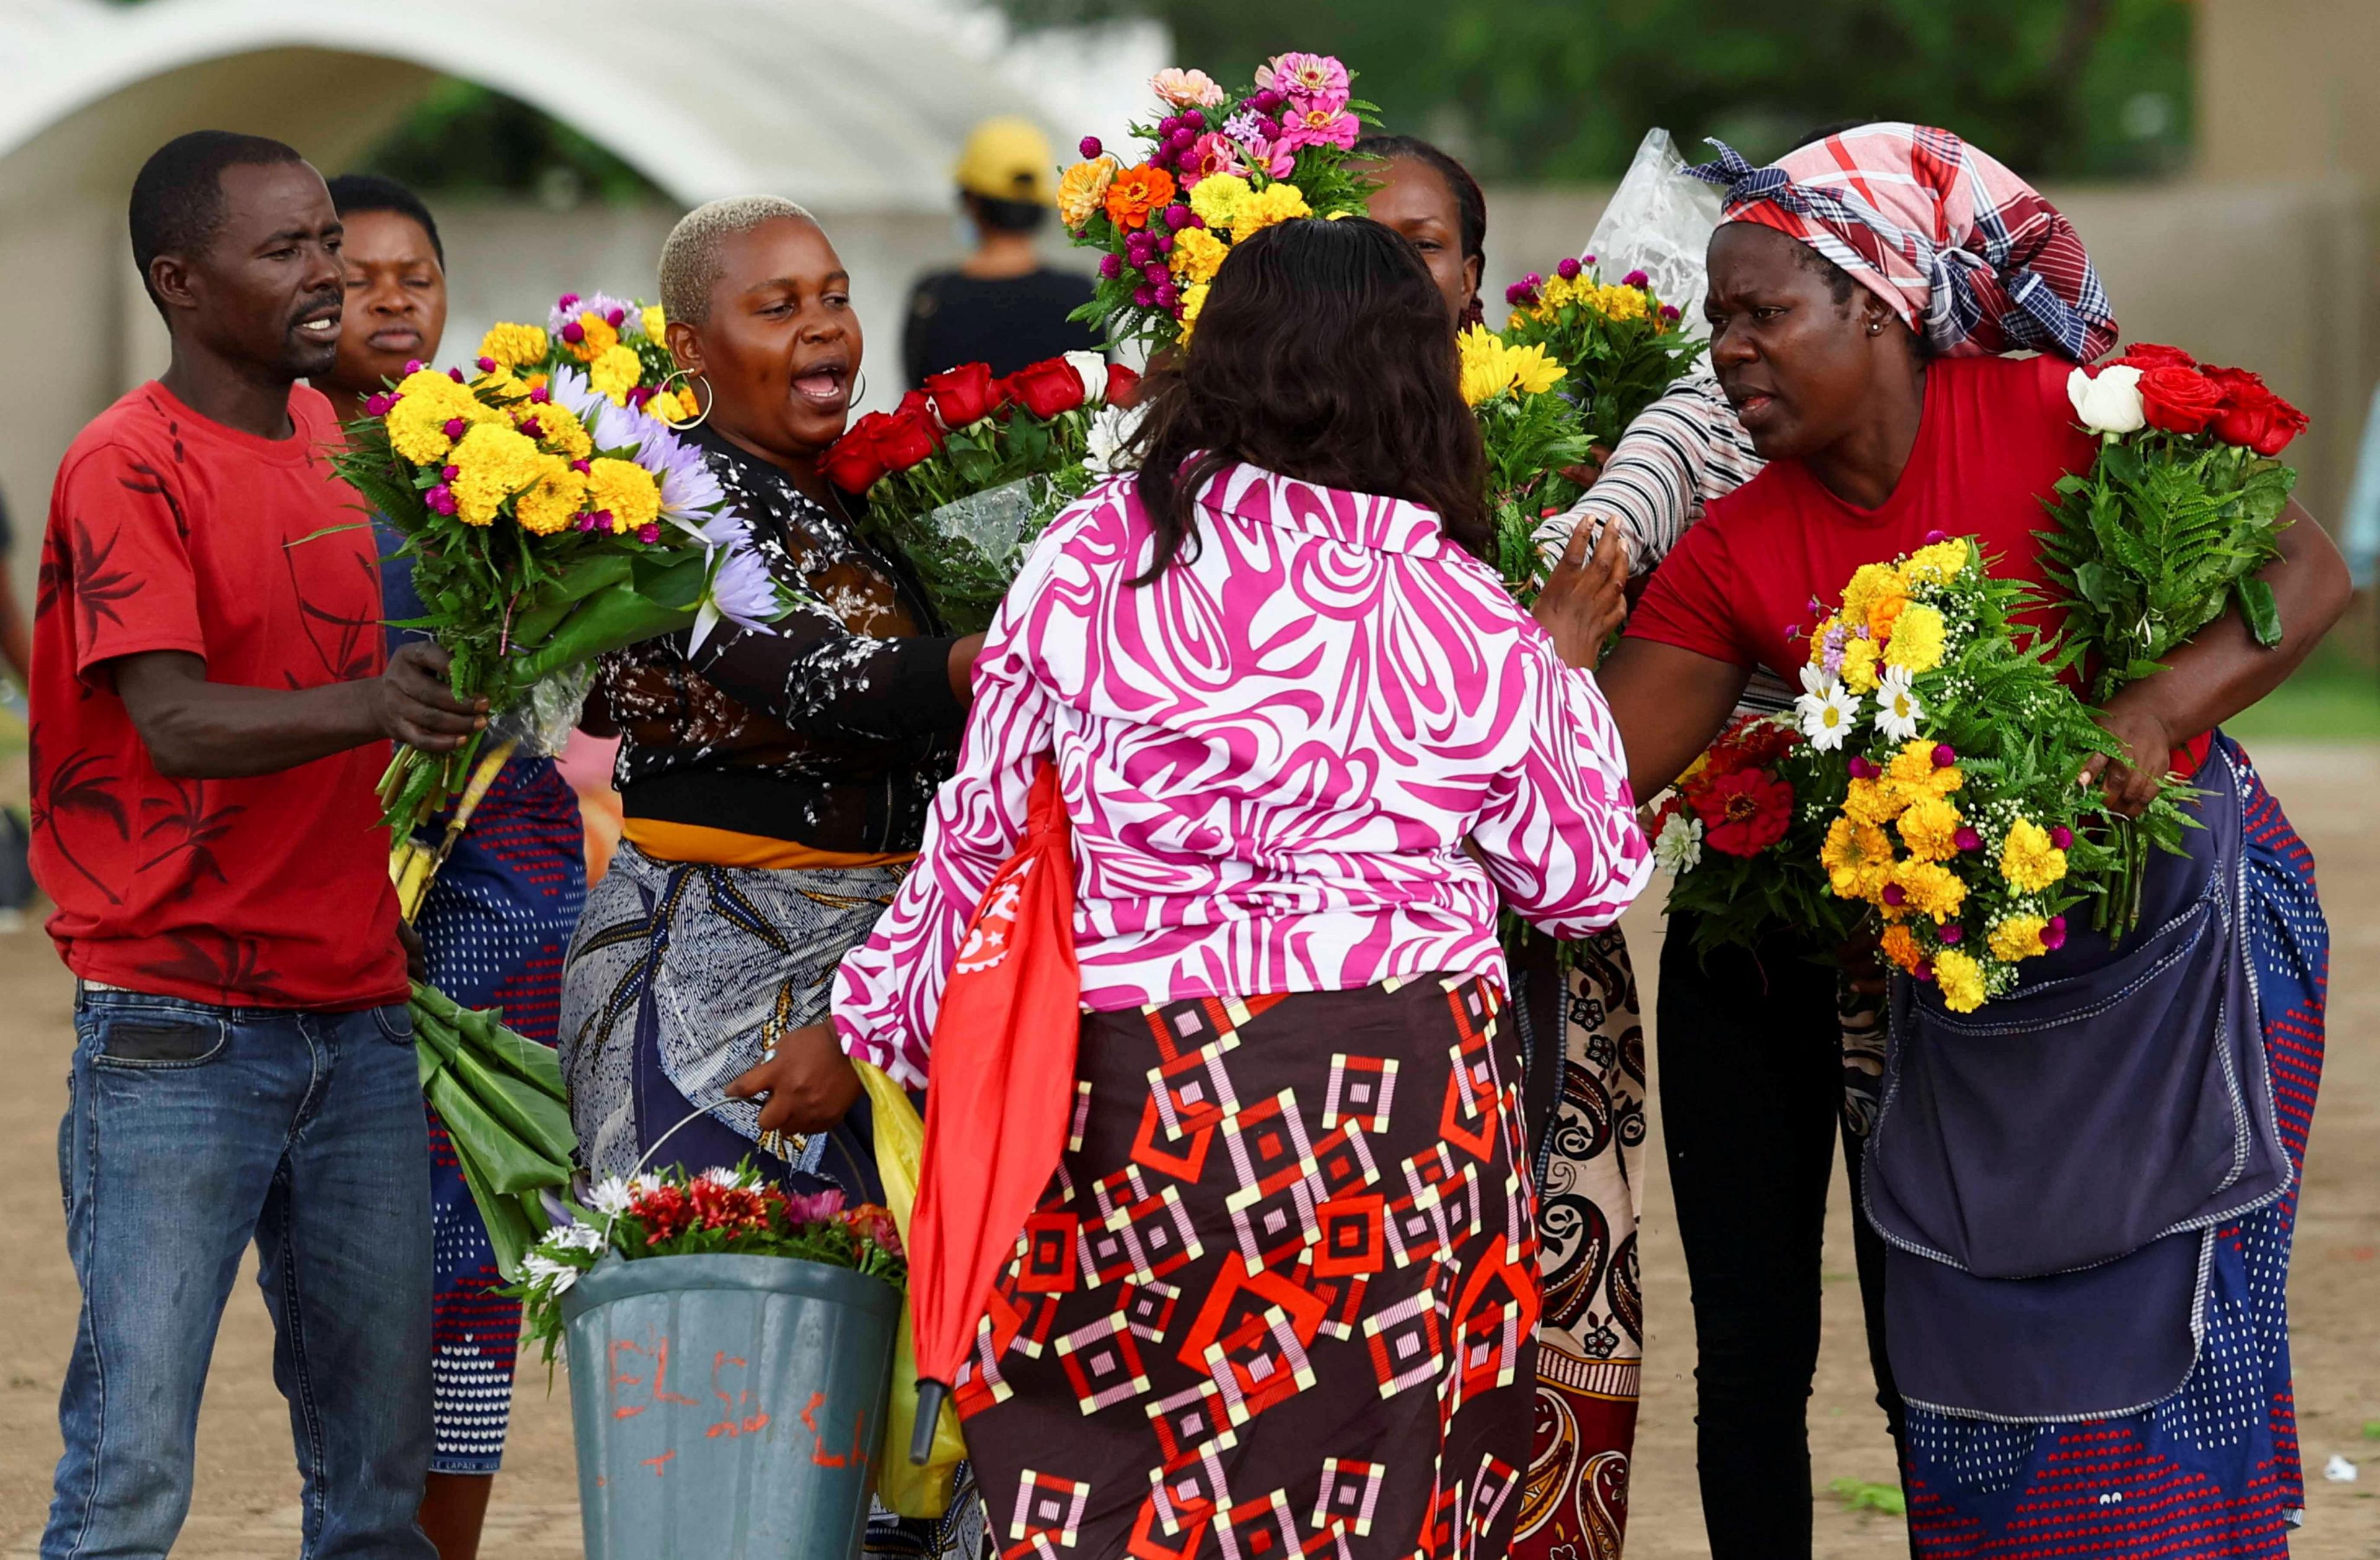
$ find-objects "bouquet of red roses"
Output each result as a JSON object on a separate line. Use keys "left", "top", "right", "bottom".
{"left": 824, "top": 351, "right": 1140, "bottom": 633}
{"left": 1651, "top": 713, "right": 1858, "bottom": 960}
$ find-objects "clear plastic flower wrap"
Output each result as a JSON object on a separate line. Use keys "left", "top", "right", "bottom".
{"left": 879, "top": 472, "right": 1088, "bottom": 635}
{"left": 488, "top": 662, "right": 597, "bottom": 759}
{"left": 1585, "top": 128, "right": 1724, "bottom": 342}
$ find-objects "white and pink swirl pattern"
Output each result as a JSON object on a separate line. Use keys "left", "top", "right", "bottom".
{"left": 833, "top": 462, "right": 1651, "bottom": 1086}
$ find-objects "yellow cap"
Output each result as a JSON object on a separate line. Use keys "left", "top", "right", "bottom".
{"left": 955, "top": 116, "right": 1056, "bottom": 206}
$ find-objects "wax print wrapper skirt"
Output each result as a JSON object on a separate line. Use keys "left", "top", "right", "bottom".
{"left": 1512, "top": 929, "right": 1646, "bottom": 1560}
{"left": 958, "top": 973, "right": 1542, "bottom": 1560}
{"left": 1903, "top": 740, "right": 2327, "bottom": 1558}
{"left": 415, "top": 756, "right": 585, "bottom": 1475}
{"left": 557, "top": 842, "right": 987, "bottom": 1560}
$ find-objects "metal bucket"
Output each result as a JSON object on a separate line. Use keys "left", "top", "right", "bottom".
{"left": 563, "top": 1252, "right": 901, "bottom": 1560}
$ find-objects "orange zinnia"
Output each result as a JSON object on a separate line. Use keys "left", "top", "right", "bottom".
{"left": 1103, "top": 164, "right": 1177, "bottom": 232}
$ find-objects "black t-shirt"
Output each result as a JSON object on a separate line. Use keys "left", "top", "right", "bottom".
{"left": 901, "top": 267, "right": 1101, "bottom": 387}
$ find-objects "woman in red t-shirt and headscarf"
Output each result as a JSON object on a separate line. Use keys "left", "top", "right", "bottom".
{"left": 1602, "top": 125, "right": 2350, "bottom": 1558}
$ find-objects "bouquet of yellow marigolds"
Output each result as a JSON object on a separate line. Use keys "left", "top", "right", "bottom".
{"left": 1794, "top": 535, "right": 2190, "bottom": 1011}
{"left": 335, "top": 353, "right": 790, "bottom": 845}
{"left": 1457, "top": 326, "right": 1592, "bottom": 598}
{"left": 1500, "top": 257, "right": 1706, "bottom": 451}
{"left": 473, "top": 291, "right": 700, "bottom": 423}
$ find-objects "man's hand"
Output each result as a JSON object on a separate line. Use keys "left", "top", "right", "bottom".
{"left": 2079, "top": 703, "right": 2174, "bottom": 818}
{"left": 397, "top": 919, "right": 427, "bottom": 984}
{"left": 372, "top": 642, "right": 487, "bottom": 752}
{"left": 724, "top": 1021, "right": 863, "bottom": 1135}
{"left": 1532, "top": 518, "right": 1631, "bottom": 669}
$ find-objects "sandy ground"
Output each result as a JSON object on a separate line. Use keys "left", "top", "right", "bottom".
{"left": 0, "top": 744, "right": 2374, "bottom": 1559}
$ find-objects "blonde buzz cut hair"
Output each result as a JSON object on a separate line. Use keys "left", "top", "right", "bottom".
{"left": 658, "top": 195, "right": 818, "bottom": 325}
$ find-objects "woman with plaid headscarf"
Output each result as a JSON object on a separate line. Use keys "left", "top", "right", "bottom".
{"left": 1586, "top": 124, "right": 2350, "bottom": 1559}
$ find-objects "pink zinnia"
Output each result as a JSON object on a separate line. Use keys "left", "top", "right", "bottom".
{"left": 1279, "top": 104, "right": 1361, "bottom": 152}
{"left": 1258, "top": 51, "right": 1351, "bottom": 104}
{"left": 1178, "top": 131, "right": 1250, "bottom": 188}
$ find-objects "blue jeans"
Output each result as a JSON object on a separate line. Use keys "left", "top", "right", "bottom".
{"left": 46, "top": 987, "right": 436, "bottom": 1560}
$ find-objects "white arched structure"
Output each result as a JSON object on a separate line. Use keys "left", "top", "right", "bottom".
{"left": 0, "top": 0, "right": 1164, "bottom": 529}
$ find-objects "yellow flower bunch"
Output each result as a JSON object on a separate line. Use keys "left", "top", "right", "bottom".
{"left": 521, "top": 400, "right": 591, "bottom": 462}
{"left": 1999, "top": 818, "right": 2068, "bottom": 893}
{"left": 1457, "top": 325, "right": 1565, "bottom": 408}
{"left": 447, "top": 423, "right": 545, "bottom": 526}
{"left": 641, "top": 304, "right": 667, "bottom": 343}
{"left": 478, "top": 322, "right": 550, "bottom": 369}
{"left": 1178, "top": 281, "right": 1211, "bottom": 343}
{"left": 1059, "top": 157, "right": 1117, "bottom": 232}
{"left": 588, "top": 344, "right": 645, "bottom": 406}
{"left": 1889, "top": 858, "right": 1967, "bottom": 922}
{"left": 586, "top": 459, "right": 662, "bottom": 534}
{"left": 1170, "top": 226, "right": 1230, "bottom": 286}
{"left": 513, "top": 457, "right": 586, "bottom": 536}
{"left": 1820, "top": 816, "right": 1894, "bottom": 901}
{"left": 1897, "top": 795, "right": 1963, "bottom": 862}
{"left": 1933, "top": 948, "right": 1988, "bottom": 1012}
{"left": 1883, "top": 602, "right": 1947, "bottom": 673}
{"left": 1988, "top": 914, "right": 2050, "bottom": 963}
{"left": 1520, "top": 274, "right": 1654, "bottom": 327}
{"left": 644, "top": 384, "right": 694, "bottom": 426}
{"left": 386, "top": 369, "right": 495, "bottom": 465}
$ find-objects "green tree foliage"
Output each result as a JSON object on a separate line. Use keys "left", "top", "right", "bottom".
{"left": 1005, "top": 0, "right": 2192, "bottom": 180}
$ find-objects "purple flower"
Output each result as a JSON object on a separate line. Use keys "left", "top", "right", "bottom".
{"left": 1660, "top": 304, "right": 1681, "bottom": 321}
{"left": 1933, "top": 743, "right": 1957, "bottom": 769}
{"left": 2043, "top": 915, "right": 2069, "bottom": 951}
{"left": 476, "top": 355, "right": 497, "bottom": 373}
{"left": 628, "top": 384, "right": 654, "bottom": 408}
{"left": 1882, "top": 884, "right": 1908, "bottom": 907}
{"left": 441, "top": 464, "right": 461, "bottom": 481}
{"left": 1524, "top": 272, "right": 1544, "bottom": 290}
{"left": 1622, "top": 268, "right": 1650, "bottom": 288}
{"left": 1913, "top": 961, "right": 1936, "bottom": 982}
{"left": 1924, "top": 529, "right": 1950, "bottom": 544}
{"left": 529, "top": 384, "right": 552, "bottom": 405}
{"left": 1079, "top": 135, "right": 1103, "bottom": 159}
{"left": 1939, "top": 924, "right": 1963, "bottom": 945}
{"left": 2050, "top": 825, "right": 2074, "bottom": 850}
{"left": 560, "top": 321, "right": 586, "bottom": 345}
{"left": 442, "top": 418, "right": 467, "bottom": 439}
{"left": 405, "top": 359, "right": 424, "bottom": 374}
{"left": 557, "top": 292, "right": 581, "bottom": 312}
{"left": 1181, "top": 212, "right": 1205, "bottom": 230}
{"left": 571, "top": 459, "right": 591, "bottom": 474}
{"left": 637, "top": 422, "right": 726, "bottom": 523}
{"left": 1250, "top": 88, "right": 1284, "bottom": 113}
{"left": 1954, "top": 826, "right": 1983, "bottom": 852}
{"left": 517, "top": 415, "right": 544, "bottom": 439}
{"left": 1098, "top": 253, "right": 1123, "bottom": 280}
{"left": 1154, "top": 281, "right": 1179, "bottom": 307}
{"left": 363, "top": 392, "right": 395, "bottom": 416}
{"left": 1556, "top": 257, "right": 1582, "bottom": 281}
{"left": 1133, "top": 284, "right": 1157, "bottom": 307}
{"left": 1142, "top": 259, "right": 1169, "bottom": 283}
{"left": 447, "top": 367, "right": 466, "bottom": 384}
{"left": 1849, "top": 756, "right": 1878, "bottom": 780}
{"left": 637, "top": 523, "right": 661, "bottom": 544}
{"left": 1223, "top": 110, "right": 1266, "bottom": 146}
{"left": 605, "top": 307, "right": 627, "bottom": 328}
{"left": 425, "top": 483, "right": 456, "bottom": 515}
{"left": 707, "top": 539, "right": 783, "bottom": 633}
{"left": 1163, "top": 204, "right": 1194, "bottom": 231}
{"left": 1505, "top": 283, "right": 1528, "bottom": 306}
{"left": 1807, "top": 596, "right": 1827, "bottom": 615}
{"left": 1580, "top": 254, "right": 1597, "bottom": 267}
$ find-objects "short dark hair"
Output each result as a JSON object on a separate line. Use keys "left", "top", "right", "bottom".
{"left": 327, "top": 172, "right": 444, "bottom": 265}
{"left": 966, "top": 192, "right": 1049, "bottom": 235}
{"left": 128, "top": 131, "right": 308, "bottom": 313}
{"left": 1127, "top": 217, "right": 1488, "bottom": 582}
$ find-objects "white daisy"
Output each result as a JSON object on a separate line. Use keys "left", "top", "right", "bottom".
{"left": 1085, "top": 403, "right": 1147, "bottom": 475}
{"left": 699, "top": 1165, "right": 746, "bottom": 1188}
{"left": 1875, "top": 666, "right": 1924, "bottom": 741}
{"left": 585, "top": 1176, "right": 634, "bottom": 1217}
{"left": 521, "top": 1253, "right": 581, "bottom": 1297}
{"left": 1796, "top": 677, "right": 1860, "bottom": 751}
{"left": 550, "top": 1222, "right": 610, "bottom": 1254}
{"left": 1652, "top": 810, "right": 1703, "bottom": 875}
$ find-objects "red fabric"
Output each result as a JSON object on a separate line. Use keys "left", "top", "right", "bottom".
{"left": 1627, "top": 354, "right": 2210, "bottom": 773}
{"left": 30, "top": 382, "right": 405, "bottom": 1009}
{"left": 908, "top": 761, "right": 1080, "bottom": 1390}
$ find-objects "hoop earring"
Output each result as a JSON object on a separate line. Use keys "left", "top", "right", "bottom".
{"left": 850, "top": 370, "right": 868, "bottom": 405}
{"left": 659, "top": 369, "right": 712, "bottom": 431}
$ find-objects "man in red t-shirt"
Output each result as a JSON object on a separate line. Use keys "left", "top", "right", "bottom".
{"left": 31, "top": 131, "right": 482, "bottom": 1559}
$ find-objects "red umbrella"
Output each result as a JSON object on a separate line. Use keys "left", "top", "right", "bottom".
{"left": 907, "top": 761, "right": 1080, "bottom": 1460}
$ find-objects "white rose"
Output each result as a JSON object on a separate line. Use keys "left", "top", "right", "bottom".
{"left": 2066, "top": 364, "right": 2145, "bottom": 436}
{"left": 1064, "top": 350, "right": 1109, "bottom": 405}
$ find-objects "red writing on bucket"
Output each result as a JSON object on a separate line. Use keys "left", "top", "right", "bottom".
{"left": 604, "top": 1327, "right": 871, "bottom": 1474}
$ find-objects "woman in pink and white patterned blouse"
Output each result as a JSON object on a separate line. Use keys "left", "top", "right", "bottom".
{"left": 827, "top": 218, "right": 1647, "bottom": 1560}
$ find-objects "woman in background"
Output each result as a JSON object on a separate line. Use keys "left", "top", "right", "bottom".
{"left": 321, "top": 172, "right": 589, "bottom": 1560}
{"left": 1359, "top": 131, "right": 1649, "bottom": 1560}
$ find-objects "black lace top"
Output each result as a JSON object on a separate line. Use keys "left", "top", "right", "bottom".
{"left": 596, "top": 426, "right": 963, "bottom": 852}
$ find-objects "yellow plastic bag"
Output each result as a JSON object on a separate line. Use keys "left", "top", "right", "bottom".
{"left": 857, "top": 1060, "right": 967, "bottom": 1519}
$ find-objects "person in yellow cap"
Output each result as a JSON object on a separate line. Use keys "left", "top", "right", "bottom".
{"left": 902, "top": 115, "right": 1103, "bottom": 387}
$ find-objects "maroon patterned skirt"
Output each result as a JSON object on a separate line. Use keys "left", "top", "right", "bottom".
{"left": 956, "top": 974, "right": 1541, "bottom": 1560}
